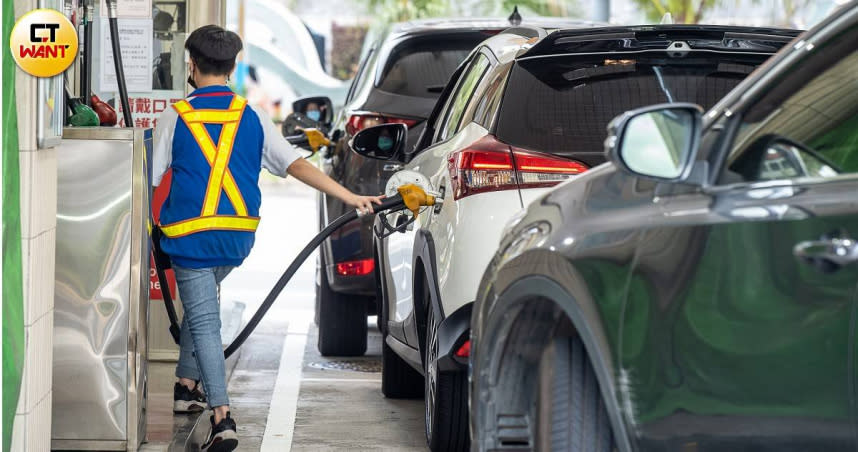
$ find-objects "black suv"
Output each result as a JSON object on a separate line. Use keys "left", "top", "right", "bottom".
{"left": 314, "top": 17, "right": 594, "bottom": 356}
{"left": 470, "top": 4, "right": 858, "bottom": 451}
{"left": 350, "top": 21, "right": 800, "bottom": 452}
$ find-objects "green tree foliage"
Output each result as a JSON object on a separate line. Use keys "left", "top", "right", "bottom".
{"left": 631, "top": 0, "right": 725, "bottom": 24}
{"left": 630, "top": 0, "right": 820, "bottom": 26}
{"left": 483, "top": 0, "right": 582, "bottom": 17}
{"left": 363, "top": 0, "right": 582, "bottom": 24}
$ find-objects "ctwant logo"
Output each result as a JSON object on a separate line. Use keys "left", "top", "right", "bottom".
{"left": 10, "top": 9, "right": 78, "bottom": 77}
{"left": 30, "top": 23, "right": 61, "bottom": 42}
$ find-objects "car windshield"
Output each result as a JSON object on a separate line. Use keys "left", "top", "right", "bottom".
{"left": 495, "top": 54, "right": 772, "bottom": 158}
{"left": 377, "top": 36, "right": 483, "bottom": 99}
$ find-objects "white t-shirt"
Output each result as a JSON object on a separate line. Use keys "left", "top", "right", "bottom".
{"left": 151, "top": 102, "right": 303, "bottom": 186}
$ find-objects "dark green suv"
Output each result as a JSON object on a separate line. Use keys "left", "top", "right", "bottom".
{"left": 470, "top": 3, "right": 858, "bottom": 451}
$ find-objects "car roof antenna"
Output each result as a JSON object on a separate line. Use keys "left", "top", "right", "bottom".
{"left": 509, "top": 6, "right": 522, "bottom": 26}
{"left": 660, "top": 12, "right": 674, "bottom": 24}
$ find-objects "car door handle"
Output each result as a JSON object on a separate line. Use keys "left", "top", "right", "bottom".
{"left": 793, "top": 233, "right": 858, "bottom": 273}
{"left": 383, "top": 164, "right": 404, "bottom": 172}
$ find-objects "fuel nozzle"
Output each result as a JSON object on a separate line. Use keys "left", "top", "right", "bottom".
{"left": 286, "top": 128, "right": 332, "bottom": 153}
{"left": 355, "top": 182, "right": 440, "bottom": 219}
{"left": 397, "top": 183, "right": 437, "bottom": 217}
{"left": 303, "top": 128, "right": 331, "bottom": 153}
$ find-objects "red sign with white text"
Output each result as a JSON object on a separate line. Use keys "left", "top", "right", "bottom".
{"left": 118, "top": 90, "right": 184, "bottom": 128}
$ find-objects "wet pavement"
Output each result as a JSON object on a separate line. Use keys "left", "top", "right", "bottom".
{"left": 142, "top": 176, "right": 426, "bottom": 451}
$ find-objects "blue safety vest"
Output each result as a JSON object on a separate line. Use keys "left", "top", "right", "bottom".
{"left": 159, "top": 86, "right": 264, "bottom": 268}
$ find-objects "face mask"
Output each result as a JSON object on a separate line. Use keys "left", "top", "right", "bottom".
{"left": 307, "top": 110, "right": 321, "bottom": 122}
{"left": 187, "top": 65, "right": 197, "bottom": 89}
{"left": 378, "top": 136, "right": 394, "bottom": 152}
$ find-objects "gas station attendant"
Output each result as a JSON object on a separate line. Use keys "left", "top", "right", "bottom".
{"left": 151, "top": 25, "right": 383, "bottom": 452}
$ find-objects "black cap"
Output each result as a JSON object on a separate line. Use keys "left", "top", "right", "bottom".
{"left": 185, "top": 24, "right": 242, "bottom": 65}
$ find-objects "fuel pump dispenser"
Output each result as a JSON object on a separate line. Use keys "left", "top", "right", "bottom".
{"left": 52, "top": 2, "right": 153, "bottom": 448}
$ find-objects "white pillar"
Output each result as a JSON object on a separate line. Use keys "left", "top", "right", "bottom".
{"left": 11, "top": 1, "right": 58, "bottom": 450}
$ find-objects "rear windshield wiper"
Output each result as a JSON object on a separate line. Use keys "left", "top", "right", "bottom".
{"left": 652, "top": 66, "right": 674, "bottom": 103}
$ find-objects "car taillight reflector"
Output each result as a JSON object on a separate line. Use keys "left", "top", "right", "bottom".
{"left": 448, "top": 135, "right": 589, "bottom": 200}
{"left": 448, "top": 136, "right": 517, "bottom": 199}
{"left": 454, "top": 339, "right": 471, "bottom": 358}
{"left": 336, "top": 258, "right": 375, "bottom": 276}
{"left": 515, "top": 150, "right": 589, "bottom": 188}
{"left": 346, "top": 114, "right": 419, "bottom": 135}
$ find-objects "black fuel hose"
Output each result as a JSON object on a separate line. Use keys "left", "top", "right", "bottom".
{"left": 152, "top": 227, "right": 181, "bottom": 344}
{"left": 285, "top": 134, "right": 309, "bottom": 147}
{"left": 82, "top": 1, "right": 93, "bottom": 107}
{"left": 221, "top": 194, "right": 406, "bottom": 358}
{"left": 107, "top": 1, "right": 133, "bottom": 127}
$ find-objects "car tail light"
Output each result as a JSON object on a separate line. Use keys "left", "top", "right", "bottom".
{"left": 346, "top": 114, "right": 419, "bottom": 135}
{"left": 454, "top": 339, "right": 471, "bottom": 358}
{"left": 336, "top": 258, "right": 375, "bottom": 276}
{"left": 448, "top": 136, "right": 516, "bottom": 199}
{"left": 448, "top": 135, "right": 588, "bottom": 200}
{"left": 515, "top": 150, "right": 589, "bottom": 188}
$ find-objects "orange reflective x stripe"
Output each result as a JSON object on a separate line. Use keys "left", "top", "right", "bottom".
{"left": 173, "top": 96, "right": 248, "bottom": 216}
{"left": 161, "top": 95, "right": 259, "bottom": 238}
{"left": 160, "top": 215, "right": 260, "bottom": 238}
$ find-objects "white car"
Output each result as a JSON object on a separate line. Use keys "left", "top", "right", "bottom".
{"left": 355, "top": 24, "right": 595, "bottom": 451}
{"left": 351, "top": 23, "right": 784, "bottom": 451}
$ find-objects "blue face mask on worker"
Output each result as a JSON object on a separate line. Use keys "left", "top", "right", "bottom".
{"left": 307, "top": 110, "right": 321, "bottom": 122}
{"left": 378, "top": 136, "right": 394, "bottom": 152}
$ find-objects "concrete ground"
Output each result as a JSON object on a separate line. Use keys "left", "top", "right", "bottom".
{"left": 141, "top": 176, "right": 427, "bottom": 451}
{"left": 292, "top": 325, "right": 426, "bottom": 451}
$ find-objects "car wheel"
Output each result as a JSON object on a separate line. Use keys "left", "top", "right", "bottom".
{"left": 316, "top": 259, "right": 367, "bottom": 356}
{"left": 536, "top": 336, "right": 613, "bottom": 452}
{"left": 424, "top": 297, "right": 469, "bottom": 452}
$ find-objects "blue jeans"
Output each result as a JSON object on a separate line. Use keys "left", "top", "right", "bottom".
{"left": 172, "top": 264, "right": 234, "bottom": 408}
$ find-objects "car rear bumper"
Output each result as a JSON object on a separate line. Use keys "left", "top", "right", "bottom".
{"left": 320, "top": 209, "right": 377, "bottom": 297}
{"left": 434, "top": 302, "right": 472, "bottom": 373}
{"left": 325, "top": 264, "right": 376, "bottom": 296}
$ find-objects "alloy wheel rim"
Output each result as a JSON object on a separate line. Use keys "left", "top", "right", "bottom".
{"left": 425, "top": 304, "right": 438, "bottom": 439}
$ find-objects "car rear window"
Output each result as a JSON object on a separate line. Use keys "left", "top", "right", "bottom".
{"left": 495, "top": 54, "right": 771, "bottom": 157}
{"left": 377, "top": 35, "right": 487, "bottom": 99}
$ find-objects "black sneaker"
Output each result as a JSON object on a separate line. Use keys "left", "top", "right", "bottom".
{"left": 173, "top": 381, "right": 207, "bottom": 413}
{"left": 201, "top": 412, "right": 238, "bottom": 452}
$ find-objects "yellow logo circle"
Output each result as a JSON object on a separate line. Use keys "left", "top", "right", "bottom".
{"left": 9, "top": 9, "right": 78, "bottom": 78}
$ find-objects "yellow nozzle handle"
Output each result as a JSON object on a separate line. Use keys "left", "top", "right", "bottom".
{"left": 397, "top": 183, "right": 436, "bottom": 217}
{"left": 303, "top": 128, "right": 331, "bottom": 153}
{"left": 354, "top": 184, "right": 437, "bottom": 218}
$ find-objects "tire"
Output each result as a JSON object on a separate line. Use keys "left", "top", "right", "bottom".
{"left": 316, "top": 260, "right": 367, "bottom": 356}
{"left": 424, "top": 299, "right": 470, "bottom": 452}
{"left": 536, "top": 336, "right": 613, "bottom": 452}
{"left": 381, "top": 336, "right": 424, "bottom": 398}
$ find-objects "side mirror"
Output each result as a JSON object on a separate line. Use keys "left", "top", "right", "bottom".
{"left": 606, "top": 103, "right": 703, "bottom": 182}
{"left": 292, "top": 95, "right": 334, "bottom": 124}
{"left": 350, "top": 123, "right": 407, "bottom": 161}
